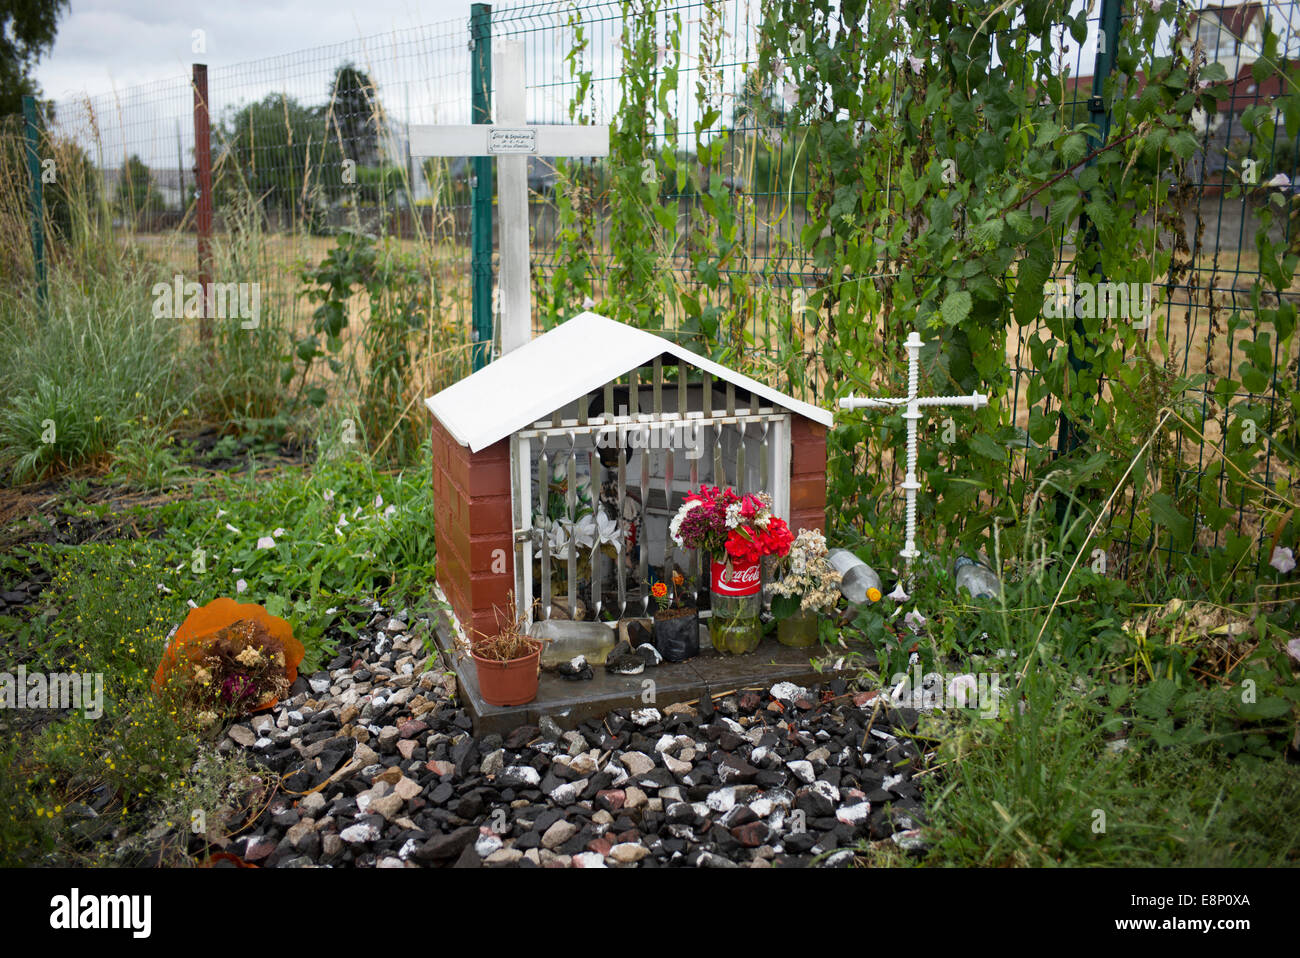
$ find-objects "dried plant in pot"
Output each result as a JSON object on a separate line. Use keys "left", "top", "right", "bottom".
{"left": 456, "top": 593, "right": 543, "bottom": 706}
{"left": 650, "top": 571, "right": 699, "bottom": 663}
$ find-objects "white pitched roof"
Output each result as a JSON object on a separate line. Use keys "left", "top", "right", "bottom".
{"left": 425, "top": 311, "right": 833, "bottom": 452}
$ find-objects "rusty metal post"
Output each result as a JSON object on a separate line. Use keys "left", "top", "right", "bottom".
{"left": 192, "top": 63, "right": 214, "bottom": 343}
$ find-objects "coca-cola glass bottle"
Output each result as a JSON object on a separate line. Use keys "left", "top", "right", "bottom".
{"left": 709, "top": 556, "right": 763, "bottom": 654}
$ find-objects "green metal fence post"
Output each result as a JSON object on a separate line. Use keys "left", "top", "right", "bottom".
{"left": 1055, "top": 0, "right": 1122, "bottom": 475}
{"left": 22, "top": 95, "right": 48, "bottom": 310}
{"left": 470, "top": 3, "right": 494, "bottom": 371}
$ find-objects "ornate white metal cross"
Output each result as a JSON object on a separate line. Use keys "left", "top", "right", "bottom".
{"left": 838, "top": 330, "right": 989, "bottom": 568}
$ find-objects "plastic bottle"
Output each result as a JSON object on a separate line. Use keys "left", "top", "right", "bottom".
{"left": 827, "top": 549, "right": 883, "bottom": 604}
{"left": 953, "top": 555, "right": 1001, "bottom": 599}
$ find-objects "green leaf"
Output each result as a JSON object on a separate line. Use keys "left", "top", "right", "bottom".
{"left": 1060, "top": 133, "right": 1087, "bottom": 167}
{"left": 940, "top": 290, "right": 973, "bottom": 327}
{"left": 1149, "top": 493, "right": 1193, "bottom": 546}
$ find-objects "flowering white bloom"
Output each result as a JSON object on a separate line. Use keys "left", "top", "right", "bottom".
{"left": 904, "top": 610, "right": 927, "bottom": 633}
{"left": 1270, "top": 546, "right": 1295, "bottom": 574}
{"left": 256, "top": 536, "right": 276, "bottom": 549}
{"left": 383, "top": 505, "right": 397, "bottom": 520}
{"left": 323, "top": 489, "right": 335, "bottom": 503}
{"left": 782, "top": 81, "right": 799, "bottom": 107}
{"left": 947, "top": 674, "right": 978, "bottom": 708}
{"left": 236, "top": 578, "right": 248, "bottom": 594}
{"left": 1288, "top": 638, "right": 1300, "bottom": 664}
{"left": 1265, "top": 173, "right": 1292, "bottom": 189}
{"left": 887, "top": 581, "right": 909, "bottom": 602}
{"left": 225, "top": 523, "right": 241, "bottom": 534}
{"left": 272, "top": 528, "right": 286, "bottom": 537}
{"left": 907, "top": 55, "right": 924, "bottom": 74}
{"left": 337, "top": 513, "right": 349, "bottom": 528}
{"left": 582, "top": 296, "right": 595, "bottom": 309}
{"left": 216, "top": 508, "right": 228, "bottom": 519}
{"left": 374, "top": 494, "right": 383, "bottom": 509}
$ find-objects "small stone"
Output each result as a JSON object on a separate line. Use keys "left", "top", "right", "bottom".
{"left": 630, "top": 708, "right": 661, "bottom": 726}
{"left": 340, "top": 822, "right": 380, "bottom": 844}
{"left": 609, "top": 842, "right": 649, "bottom": 864}
{"left": 397, "top": 739, "right": 417, "bottom": 760}
{"left": 394, "top": 777, "right": 422, "bottom": 801}
{"left": 547, "top": 779, "right": 587, "bottom": 805}
{"left": 770, "top": 682, "right": 806, "bottom": 701}
{"left": 542, "top": 820, "right": 580, "bottom": 850}
{"left": 837, "top": 802, "right": 872, "bottom": 825}
{"left": 498, "top": 765, "right": 541, "bottom": 788}
{"left": 706, "top": 788, "right": 737, "bottom": 813}
{"left": 623, "top": 786, "right": 649, "bottom": 810}
{"left": 786, "top": 760, "right": 815, "bottom": 784}
{"left": 480, "top": 749, "right": 506, "bottom": 777}
{"left": 486, "top": 848, "right": 525, "bottom": 865}
{"left": 663, "top": 753, "right": 691, "bottom": 776}
{"left": 620, "top": 751, "right": 655, "bottom": 777}
{"left": 572, "top": 852, "right": 607, "bottom": 868}
{"left": 227, "top": 725, "right": 255, "bottom": 748}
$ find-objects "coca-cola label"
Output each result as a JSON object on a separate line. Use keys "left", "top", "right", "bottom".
{"left": 711, "top": 558, "right": 761, "bottom": 596}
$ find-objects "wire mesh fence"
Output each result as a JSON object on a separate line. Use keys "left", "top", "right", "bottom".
{"left": 1, "top": 0, "right": 1297, "bottom": 574}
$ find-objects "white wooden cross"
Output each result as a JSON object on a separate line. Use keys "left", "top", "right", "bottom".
{"left": 838, "top": 330, "right": 989, "bottom": 569}
{"left": 408, "top": 40, "right": 609, "bottom": 357}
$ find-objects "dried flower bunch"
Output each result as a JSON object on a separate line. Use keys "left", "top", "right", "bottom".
{"left": 153, "top": 598, "right": 305, "bottom": 722}
{"left": 767, "top": 528, "right": 843, "bottom": 613}
{"left": 183, "top": 619, "right": 296, "bottom": 724}
{"left": 459, "top": 592, "right": 541, "bottom": 662}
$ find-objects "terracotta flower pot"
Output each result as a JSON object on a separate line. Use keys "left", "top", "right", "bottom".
{"left": 472, "top": 642, "right": 542, "bottom": 706}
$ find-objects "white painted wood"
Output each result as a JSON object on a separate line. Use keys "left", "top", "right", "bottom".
{"left": 771, "top": 415, "right": 791, "bottom": 522}
{"left": 513, "top": 434, "right": 534, "bottom": 628}
{"left": 425, "top": 312, "right": 833, "bottom": 453}
{"left": 407, "top": 41, "right": 610, "bottom": 360}
{"left": 496, "top": 41, "right": 531, "bottom": 357}
{"left": 407, "top": 124, "right": 609, "bottom": 157}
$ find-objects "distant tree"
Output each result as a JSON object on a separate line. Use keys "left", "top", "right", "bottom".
{"left": 46, "top": 136, "right": 100, "bottom": 240}
{"left": 114, "top": 154, "right": 164, "bottom": 227}
{"left": 0, "top": 0, "right": 70, "bottom": 117}
{"left": 327, "top": 63, "right": 383, "bottom": 168}
{"left": 216, "top": 94, "right": 339, "bottom": 221}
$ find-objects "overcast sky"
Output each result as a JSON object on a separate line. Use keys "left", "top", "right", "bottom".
{"left": 34, "top": 0, "right": 479, "bottom": 99}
